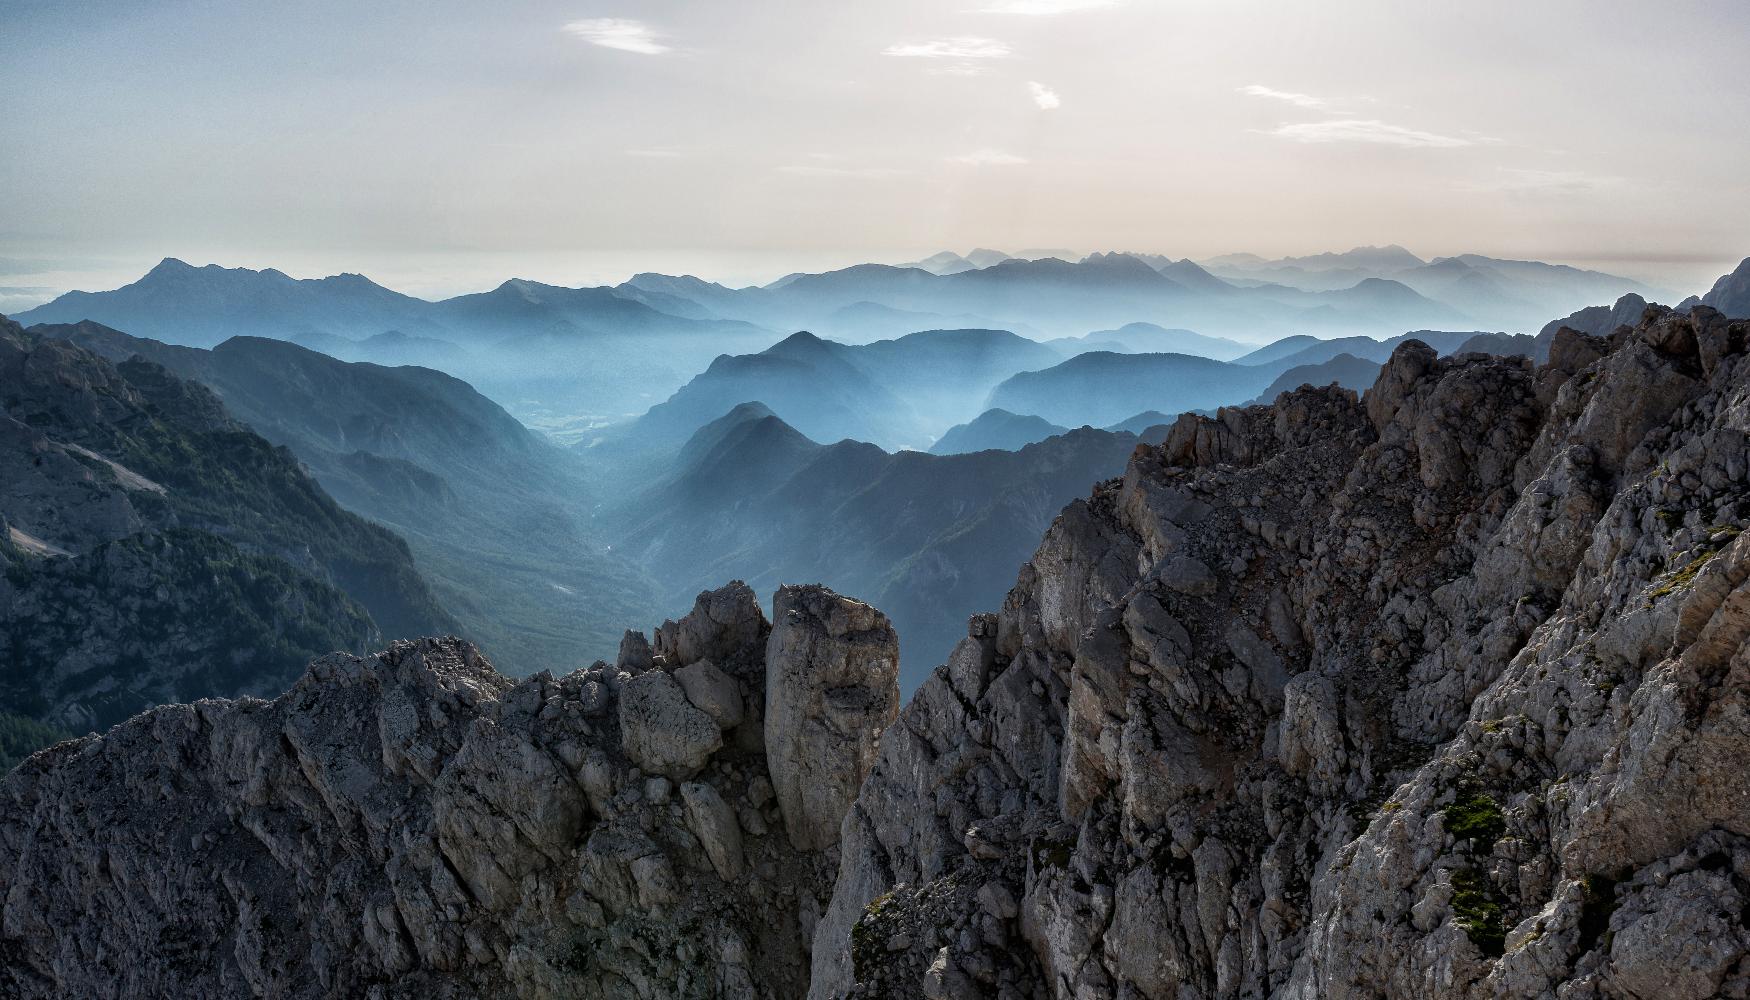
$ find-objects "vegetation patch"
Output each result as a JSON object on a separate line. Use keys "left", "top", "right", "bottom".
{"left": 1647, "top": 548, "right": 1720, "bottom": 602}
{"left": 0, "top": 712, "right": 72, "bottom": 773}
{"left": 1443, "top": 789, "right": 1506, "bottom": 849}
{"left": 849, "top": 890, "right": 895, "bottom": 978}
{"left": 1450, "top": 867, "right": 1506, "bottom": 957}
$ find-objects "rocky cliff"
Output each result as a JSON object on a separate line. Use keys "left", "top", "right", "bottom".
{"left": 813, "top": 304, "right": 1750, "bottom": 999}
{"left": 0, "top": 582, "right": 898, "bottom": 999}
{"left": 7, "top": 306, "right": 1750, "bottom": 999}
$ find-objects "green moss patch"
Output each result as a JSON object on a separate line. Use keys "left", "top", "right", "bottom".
{"left": 1443, "top": 790, "right": 1506, "bottom": 848}
{"left": 1450, "top": 867, "right": 1505, "bottom": 957}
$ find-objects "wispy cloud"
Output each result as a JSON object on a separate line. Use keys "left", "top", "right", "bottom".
{"left": 948, "top": 149, "right": 1029, "bottom": 166}
{"left": 883, "top": 37, "right": 1013, "bottom": 59}
{"left": 562, "top": 18, "right": 668, "bottom": 54}
{"left": 1261, "top": 119, "right": 1472, "bottom": 149}
{"left": 1238, "top": 84, "right": 1329, "bottom": 110}
{"left": 975, "top": 0, "right": 1117, "bottom": 13}
{"left": 1029, "top": 81, "right": 1061, "bottom": 110}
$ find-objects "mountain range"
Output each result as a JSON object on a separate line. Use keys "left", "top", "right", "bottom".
{"left": 14, "top": 306, "right": 1750, "bottom": 999}
{"left": 14, "top": 247, "right": 1674, "bottom": 431}
{"left": 30, "top": 320, "right": 659, "bottom": 674}
{"left": 603, "top": 402, "right": 1171, "bottom": 686}
{"left": 599, "top": 328, "right": 1063, "bottom": 452}
{"left": 0, "top": 314, "right": 454, "bottom": 734}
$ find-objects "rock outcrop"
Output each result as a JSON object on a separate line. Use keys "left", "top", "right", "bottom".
{"left": 765, "top": 585, "right": 902, "bottom": 850}
{"left": 814, "top": 305, "right": 1750, "bottom": 999}
{"left": 0, "top": 581, "right": 899, "bottom": 1000}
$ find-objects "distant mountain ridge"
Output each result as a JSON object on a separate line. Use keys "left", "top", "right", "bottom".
{"left": 15, "top": 259, "right": 780, "bottom": 431}
{"left": 605, "top": 404, "right": 1170, "bottom": 686}
{"left": 0, "top": 314, "right": 455, "bottom": 734}
{"left": 607, "top": 327, "right": 1064, "bottom": 451}
{"left": 31, "top": 320, "right": 660, "bottom": 673}
{"left": 19, "top": 247, "right": 1664, "bottom": 372}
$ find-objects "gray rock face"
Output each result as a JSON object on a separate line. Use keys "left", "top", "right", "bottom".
{"left": 618, "top": 669, "right": 722, "bottom": 778}
{"left": 765, "top": 584, "right": 902, "bottom": 851}
{"left": 814, "top": 308, "right": 1750, "bottom": 999}
{"left": 0, "top": 580, "right": 898, "bottom": 1000}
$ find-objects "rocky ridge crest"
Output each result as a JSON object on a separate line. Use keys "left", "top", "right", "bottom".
{"left": 813, "top": 304, "right": 1750, "bottom": 999}
{"left": 0, "top": 582, "right": 899, "bottom": 999}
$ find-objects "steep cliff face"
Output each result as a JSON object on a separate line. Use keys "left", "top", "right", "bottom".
{"left": 0, "top": 582, "right": 899, "bottom": 999}
{"left": 814, "top": 305, "right": 1750, "bottom": 999}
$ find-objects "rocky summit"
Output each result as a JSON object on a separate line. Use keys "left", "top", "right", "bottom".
{"left": 0, "top": 582, "right": 899, "bottom": 999}
{"left": 7, "top": 305, "right": 1750, "bottom": 999}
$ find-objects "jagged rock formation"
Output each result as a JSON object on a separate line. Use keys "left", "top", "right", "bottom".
{"left": 0, "top": 581, "right": 899, "bottom": 999}
{"left": 813, "top": 305, "right": 1750, "bottom": 999}
{"left": 1535, "top": 292, "right": 1649, "bottom": 359}
{"left": 765, "top": 585, "right": 902, "bottom": 850}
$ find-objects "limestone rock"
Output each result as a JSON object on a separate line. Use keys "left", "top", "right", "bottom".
{"left": 765, "top": 584, "right": 901, "bottom": 851}
{"left": 681, "top": 780, "right": 745, "bottom": 880}
{"left": 0, "top": 575, "right": 853, "bottom": 1000}
{"left": 618, "top": 669, "right": 722, "bottom": 778}
{"left": 815, "top": 307, "right": 1750, "bottom": 1000}
{"left": 675, "top": 658, "right": 745, "bottom": 730}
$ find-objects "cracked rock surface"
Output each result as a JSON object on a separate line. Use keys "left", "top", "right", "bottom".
{"left": 0, "top": 581, "right": 898, "bottom": 1000}
{"left": 814, "top": 306, "right": 1750, "bottom": 1000}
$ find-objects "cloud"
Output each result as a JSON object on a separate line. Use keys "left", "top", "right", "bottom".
{"left": 948, "top": 149, "right": 1029, "bottom": 166}
{"left": 1029, "top": 82, "right": 1061, "bottom": 110}
{"left": 1238, "top": 84, "right": 1329, "bottom": 110}
{"left": 975, "top": 0, "right": 1117, "bottom": 13}
{"left": 883, "top": 37, "right": 1013, "bottom": 59}
{"left": 562, "top": 18, "right": 668, "bottom": 54}
{"left": 1260, "top": 119, "right": 1472, "bottom": 149}
{"left": 625, "top": 148, "right": 685, "bottom": 159}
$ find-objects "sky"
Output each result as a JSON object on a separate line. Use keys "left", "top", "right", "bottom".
{"left": 2, "top": 0, "right": 1748, "bottom": 304}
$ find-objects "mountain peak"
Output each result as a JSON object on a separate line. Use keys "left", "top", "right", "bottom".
{"left": 1700, "top": 256, "right": 1750, "bottom": 318}
{"left": 143, "top": 257, "right": 197, "bottom": 279}
{"left": 768, "top": 330, "right": 831, "bottom": 351}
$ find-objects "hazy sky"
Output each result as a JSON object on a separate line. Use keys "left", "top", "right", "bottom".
{"left": 3, "top": 0, "right": 1747, "bottom": 302}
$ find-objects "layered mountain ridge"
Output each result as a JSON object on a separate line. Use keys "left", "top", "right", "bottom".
{"left": 6, "top": 305, "right": 1750, "bottom": 998}
{"left": 0, "top": 315, "right": 456, "bottom": 734}
{"left": 28, "top": 320, "right": 659, "bottom": 673}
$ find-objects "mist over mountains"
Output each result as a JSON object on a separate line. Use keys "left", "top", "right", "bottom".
{"left": 600, "top": 403, "right": 1170, "bottom": 688}
{"left": 14, "top": 246, "right": 1673, "bottom": 430}
{"left": 4, "top": 241, "right": 1750, "bottom": 998}
{"left": 29, "top": 320, "right": 660, "bottom": 675}
{"left": 4, "top": 248, "right": 1739, "bottom": 701}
